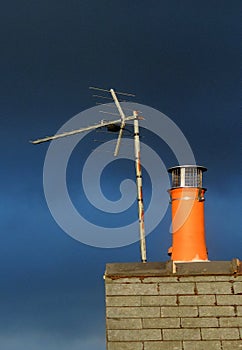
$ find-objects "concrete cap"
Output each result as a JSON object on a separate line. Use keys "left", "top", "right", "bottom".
{"left": 105, "top": 259, "right": 241, "bottom": 278}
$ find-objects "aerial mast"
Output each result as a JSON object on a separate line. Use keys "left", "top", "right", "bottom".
{"left": 109, "top": 89, "right": 147, "bottom": 263}
{"left": 133, "top": 111, "right": 147, "bottom": 262}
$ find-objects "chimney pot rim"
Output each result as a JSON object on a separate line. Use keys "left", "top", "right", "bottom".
{"left": 168, "top": 165, "right": 207, "bottom": 173}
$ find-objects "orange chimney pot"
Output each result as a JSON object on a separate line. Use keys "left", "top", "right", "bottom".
{"left": 168, "top": 165, "right": 208, "bottom": 262}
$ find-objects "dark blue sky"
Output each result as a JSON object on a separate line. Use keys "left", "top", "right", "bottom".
{"left": 0, "top": 1, "right": 241, "bottom": 349}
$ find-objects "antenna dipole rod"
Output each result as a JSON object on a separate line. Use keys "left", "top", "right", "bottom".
{"left": 110, "top": 89, "right": 126, "bottom": 157}
{"left": 110, "top": 89, "right": 126, "bottom": 121}
{"left": 114, "top": 124, "right": 125, "bottom": 157}
{"left": 133, "top": 111, "right": 147, "bottom": 263}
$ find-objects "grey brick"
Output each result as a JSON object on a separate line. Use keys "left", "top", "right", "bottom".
{"left": 107, "top": 318, "right": 142, "bottom": 330}
{"left": 142, "top": 277, "right": 179, "bottom": 283}
{"left": 222, "top": 340, "right": 242, "bottom": 350}
{"left": 108, "top": 342, "right": 143, "bottom": 350}
{"left": 179, "top": 276, "right": 216, "bottom": 282}
{"left": 216, "top": 294, "right": 242, "bottom": 305}
{"left": 179, "top": 295, "right": 216, "bottom": 306}
{"left": 108, "top": 329, "right": 162, "bottom": 341}
{"left": 107, "top": 306, "right": 160, "bottom": 318}
{"left": 106, "top": 296, "right": 141, "bottom": 306}
{"left": 219, "top": 317, "right": 242, "bottom": 327}
{"left": 143, "top": 318, "right": 180, "bottom": 329}
{"left": 183, "top": 340, "right": 222, "bottom": 350}
{"left": 234, "top": 282, "right": 242, "bottom": 294}
{"left": 142, "top": 295, "right": 177, "bottom": 306}
{"left": 106, "top": 283, "right": 158, "bottom": 296}
{"left": 237, "top": 306, "right": 242, "bottom": 316}
{"left": 195, "top": 282, "right": 233, "bottom": 294}
{"left": 106, "top": 277, "right": 142, "bottom": 284}
{"left": 163, "top": 328, "right": 200, "bottom": 340}
{"left": 201, "top": 327, "right": 240, "bottom": 340}
{"left": 215, "top": 275, "right": 235, "bottom": 283}
{"left": 215, "top": 276, "right": 236, "bottom": 282}
{"left": 144, "top": 341, "right": 182, "bottom": 350}
{"left": 199, "top": 306, "right": 235, "bottom": 317}
{"left": 181, "top": 317, "right": 218, "bottom": 328}
{"left": 159, "top": 282, "right": 195, "bottom": 295}
{"left": 161, "top": 306, "right": 198, "bottom": 317}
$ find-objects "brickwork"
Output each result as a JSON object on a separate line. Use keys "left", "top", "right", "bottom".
{"left": 105, "top": 261, "right": 242, "bottom": 350}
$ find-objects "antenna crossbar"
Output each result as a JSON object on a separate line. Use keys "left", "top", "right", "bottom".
{"left": 92, "top": 94, "right": 113, "bottom": 100}
{"left": 90, "top": 86, "right": 135, "bottom": 97}
{"left": 99, "top": 110, "right": 120, "bottom": 116}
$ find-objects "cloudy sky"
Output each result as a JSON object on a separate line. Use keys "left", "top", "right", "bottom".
{"left": 0, "top": 1, "right": 241, "bottom": 349}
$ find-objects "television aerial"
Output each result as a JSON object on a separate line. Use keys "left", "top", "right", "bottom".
{"left": 31, "top": 88, "right": 147, "bottom": 263}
